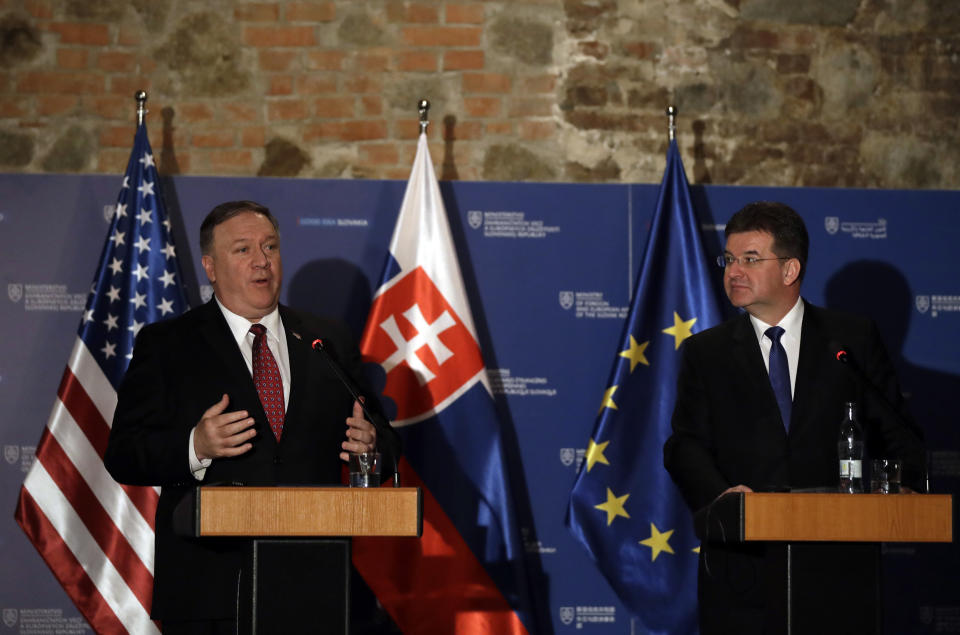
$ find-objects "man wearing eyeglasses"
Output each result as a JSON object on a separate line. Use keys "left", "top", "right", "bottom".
{"left": 664, "top": 201, "right": 924, "bottom": 634}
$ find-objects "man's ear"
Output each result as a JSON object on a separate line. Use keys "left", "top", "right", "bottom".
{"left": 782, "top": 258, "right": 801, "bottom": 286}
{"left": 201, "top": 254, "right": 215, "bottom": 283}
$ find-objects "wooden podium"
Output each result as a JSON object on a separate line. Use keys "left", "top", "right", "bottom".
{"left": 697, "top": 492, "right": 952, "bottom": 543}
{"left": 695, "top": 492, "right": 952, "bottom": 634}
{"left": 173, "top": 486, "right": 422, "bottom": 635}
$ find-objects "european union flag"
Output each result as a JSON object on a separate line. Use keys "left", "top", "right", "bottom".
{"left": 566, "top": 139, "right": 726, "bottom": 634}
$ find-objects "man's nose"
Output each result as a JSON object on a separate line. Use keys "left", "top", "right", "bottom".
{"left": 252, "top": 248, "right": 270, "bottom": 267}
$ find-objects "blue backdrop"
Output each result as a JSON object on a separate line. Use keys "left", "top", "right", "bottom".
{"left": 1, "top": 173, "right": 957, "bottom": 633}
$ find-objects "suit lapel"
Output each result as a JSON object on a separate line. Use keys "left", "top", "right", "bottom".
{"left": 197, "top": 300, "right": 257, "bottom": 396}
{"left": 280, "top": 306, "right": 309, "bottom": 438}
{"left": 731, "top": 312, "right": 788, "bottom": 435}
{"left": 197, "top": 300, "right": 275, "bottom": 445}
{"left": 791, "top": 300, "right": 828, "bottom": 436}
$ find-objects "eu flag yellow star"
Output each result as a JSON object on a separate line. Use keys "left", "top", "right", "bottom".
{"left": 639, "top": 522, "right": 675, "bottom": 561}
{"left": 598, "top": 385, "right": 618, "bottom": 413}
{"left": 585, "top": 438, "right": 610, "bottom": 472}
{"left": 595, "top": 488, "right": 630, "bottom": 526}
{"left": 619, "top": 335, "right": 650, "bottom": 372}
{"left": 662, "top": 311, "right": 697, "bottom": 350}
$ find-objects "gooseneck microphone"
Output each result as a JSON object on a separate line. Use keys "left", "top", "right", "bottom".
{"left": 829, "top": 340, "right": 926, "bottom": 492}
{"left": 830, "top": 340, "right": 894, "bottom": 409}
{"left": 311, "top": 338, "right": 400, "bottom": 487}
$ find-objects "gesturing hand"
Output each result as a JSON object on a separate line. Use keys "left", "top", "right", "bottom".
{"left": 340, "top": 399, "right": 377, "bottom": 462}
{"left": 193, "top": 394, "right": 257, "bottom": 461}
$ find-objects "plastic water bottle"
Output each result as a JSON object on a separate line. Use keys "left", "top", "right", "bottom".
{"left": 838, "top": 401, "right": 863, "bottom": 493}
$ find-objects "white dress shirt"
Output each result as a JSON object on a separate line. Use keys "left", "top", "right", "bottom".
{"left": 748, "top": 296, "right": 804, "bottom": 398}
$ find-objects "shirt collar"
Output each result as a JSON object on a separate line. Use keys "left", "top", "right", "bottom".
{"left": 749, "top": 296, "right": 804, "bottom": 341}
{"left": 215, "top": 296, "right": 282, "bottom": 345}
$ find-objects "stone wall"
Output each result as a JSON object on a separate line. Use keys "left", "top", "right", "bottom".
{"left": 1, "top": 0, "right": 957, "bottom": 188}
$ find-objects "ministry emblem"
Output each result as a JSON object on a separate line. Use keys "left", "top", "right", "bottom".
{"left": 467, "top": 210, "right": 483, "bottom": 230}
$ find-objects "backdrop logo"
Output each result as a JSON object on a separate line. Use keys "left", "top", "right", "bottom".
{"left": 200, "top": 285, "right": 214, "bottom": 303}
{"left": 559, "top": 447, "right": 585, "bottom": 470}
{"left": 4, "top": 445, "right": 19, "bottom": 465}
{"left": 916, "top": 294, "right": 960, "bottom": 317}
{"left": 103, "top": 204, "right": 116, "bottom": 223}
{"left": 2, "top": 608, "right": 16, "bottom": 628}
{"left": 7, "top": 283, "right": 22, "bottom": 303}
{"left": 467, "top": 210, "right": 483, "bottom": 229}
{"left": 559, "top": 291, "right": 574, "bottom": 310}
{"left": 828, "top": 217, "right": 888, "bottom": 239}
{"left": 559, "top": 606, "right": 574, "bottom": 626}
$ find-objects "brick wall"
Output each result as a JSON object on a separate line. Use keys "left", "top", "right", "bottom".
{"left": 0, "top": 0, "right": 958, "bottom": 188}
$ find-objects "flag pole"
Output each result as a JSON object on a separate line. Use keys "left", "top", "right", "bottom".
{"left": 136, "top": 90, "right": 148, "bottom": 126}
{"left": 667, "top": 104, "right": 677, "bottom": 141}
{"left": 418, "top": 98, "right": 430, "bottom": 134}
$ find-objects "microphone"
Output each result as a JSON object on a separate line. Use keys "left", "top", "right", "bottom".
{"left": 834, "top": 347, "right": 850, "bottom": 365}
{"left": 830, "top": 340, "right": 886, "bottom": 403}
{"left": 829, "top": 340, "right": 925, "bottom": 492}
{"left": 311, "top": 338, "right": 400, "bottom": 487}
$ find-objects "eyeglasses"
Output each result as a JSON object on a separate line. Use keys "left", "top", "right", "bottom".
{"left": 716, "top": 254, "right": 790, "bottom": 268}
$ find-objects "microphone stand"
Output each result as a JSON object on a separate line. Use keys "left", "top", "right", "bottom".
{"left": 312, "top": 339, "right": 401, "bottom": 487}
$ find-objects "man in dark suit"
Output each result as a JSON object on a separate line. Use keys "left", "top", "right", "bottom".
{"left": 663, "top": 201, "right": 924, "bottom": 634}
{"left": 105, "top": 200, "right": 399, "bottom": 634}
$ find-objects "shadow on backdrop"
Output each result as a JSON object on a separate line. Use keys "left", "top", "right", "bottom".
{"left": 825, "top": 260, "right": 960, "bottom": 634}
{"left": 441, "top": 180, "right": 553, "bottom": 634}
{"left": 286, "top": 258, "right": 374, "bottom": 344}
{"left": 824, "top": 259, "right": 960, "bottom": 469}
{"left": 158, "top": 106, "right": 202, "bottom": 307}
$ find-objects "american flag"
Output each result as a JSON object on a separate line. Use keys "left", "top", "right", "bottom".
{"left": 15, "top": 120, "right": 188, "bottom": 633}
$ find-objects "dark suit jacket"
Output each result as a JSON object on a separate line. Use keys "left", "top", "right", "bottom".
{"left": 105, "top": 300, "right": 399, "bottom": 621}
{"left": 663, "top": 300, "right": 924, "bottom": 633}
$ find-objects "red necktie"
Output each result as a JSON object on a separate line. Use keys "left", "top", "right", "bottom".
{"left": 250, "top": 324, "right": 284, "bottom": 440}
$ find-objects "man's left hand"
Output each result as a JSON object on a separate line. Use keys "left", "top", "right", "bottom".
{"left": 340, "top": 399, "right": 377, "bottom": 461}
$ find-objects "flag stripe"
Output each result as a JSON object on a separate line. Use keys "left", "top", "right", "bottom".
{"left": 354, "top": 458, "right": 527, "bottom": 635}
{"left": 390, "top": 369, "right": 487, "bottom": 427}
{"left": 31, "top": 426, "right": 155, "bottom": 611}
{"left": 19, "top": 463, "right": 160, "bottom": 633}
{"left": 66, "top": 334, "right": 117, "bottom": 425}
{"left": 59, "top": 357, "right": 159, "bottom": 525}
{"left": 16, "top": 488, "right": 131, "bottom": 635}
{"left": 48, "top": 389, "right": 156, "bottom": 560}
{"left": 58, "top": 351, "right": 111, "bottom": 457}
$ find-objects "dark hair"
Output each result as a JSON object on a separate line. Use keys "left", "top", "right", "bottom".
{"left": 726, "top": 201, "right": 809, "bottom": 282}
{"left": 199, "top": 200, "right": 279, "bottom": 254}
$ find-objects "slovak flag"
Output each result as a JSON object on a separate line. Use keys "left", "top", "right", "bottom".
{"left": 352, "top": 132, "right": 535, "bottom": 633}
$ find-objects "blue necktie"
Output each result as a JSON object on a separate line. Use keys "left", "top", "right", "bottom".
{"left": 765, "top": 326, "right": 792, "bottom": 431}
